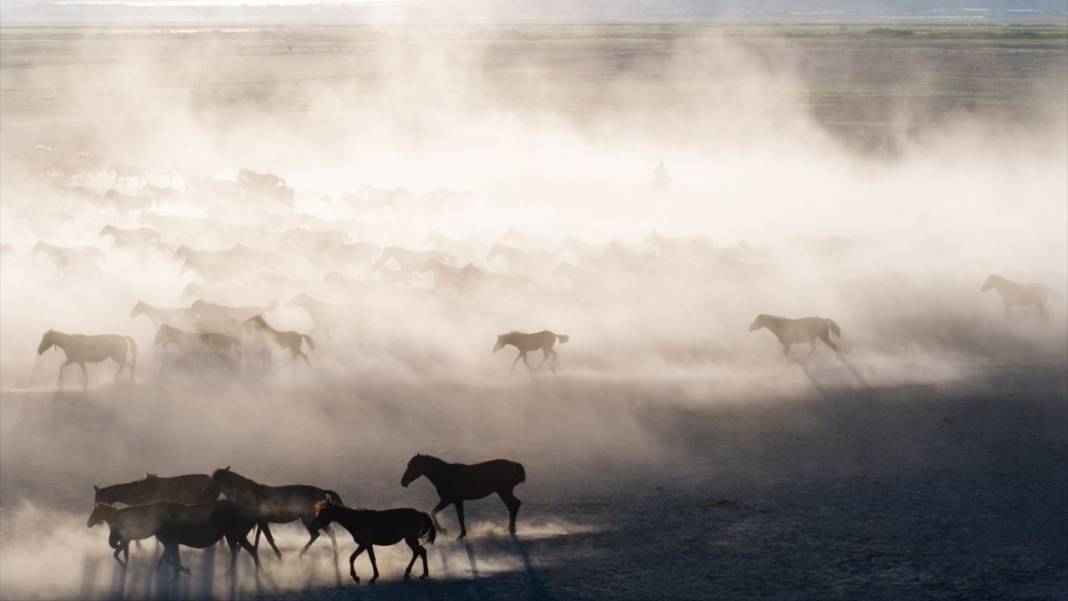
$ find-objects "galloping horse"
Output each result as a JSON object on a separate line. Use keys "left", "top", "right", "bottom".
{"left": 310, "top": 500, "right": 435, "bottom": 584}
{"left": 981, "top": 274, "right": 1060, "bottom": 318}
{"left": 243, "top": 315, "right": 314, "bottom": 365}
{"left": 210, "top": 466, "right": 341, "bottom": 560}
{"left": 493, "top": 331, "right": 569, "bottom": 373}
{"left": 749, "top": 314, "right": 840, "bottom": 357}
{"left": 37, "top": 330, "right": 137, "bottom": 391}
{"left": 130, "top": 300, "right": 197, "bottom": 326}
{"left": 401, "top": 453, "right": 526, "bottom": 539}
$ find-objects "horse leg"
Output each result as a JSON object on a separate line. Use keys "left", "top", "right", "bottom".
{"left": 550, "top": 349, "right": 559, "bottom": 374}
{"left": 534, "top": 349, "right": 550, "bottom": 371}
{"left": 324, "top": 524, "right": 339, "bottom": 562}
{"left": 455, "top": 501, "right": 467, "bottom": 539}
{"left": 498, "top": 489, "right": 522, "bottom": 533}
{"left": 366, "top": 546, "right": 379, "bottom": 583}
{"left": 113, "top": 542, "right": 127, "bottom": 567}
{"left": 56, "top": 359, "right": 73, "bottom": 390}
{"left": 419, "top": 544, "right": 429, "bottom": 579}
{"left": 113, "top": 358, "right": 125, "bottom": 385}
{"left": 431, "top": 499, "right": 451, "bottom": 534}
{"left": 349, "top": 545, "right": 366, "bottom": 584}
{"left": 509, "top": 352, "right": 522, "bottom": 374}
{"left": 261, "top": 522, "right": 283, "bottom": 560}
{"left": 781, "top": 343, "right": 791, "bottom": 357}
{"left": 299, "top": 525, "right": 320, "bottom": 558}
{"left": 78, "top": 362, "right": 89, "bottom": 391}
{"left": 521, "top": 353, "right": 535, "bottom": 372}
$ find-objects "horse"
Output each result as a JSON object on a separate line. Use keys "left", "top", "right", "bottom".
{"left": 310, "top": 500, "right": 435, "bottom": 584}
{"left": 210, "top": 466, "right": 341, "bottom": 560}
{"left": 130, "top": 300, "right": 198, "bottom": 327}
{"left": 99, "top": 225, "right": 162, "bottom": 248}
{"left": 37, "top": 330, "right": 137, "bottom": 391}
{"left": 243, "top": 315, "right": 314, "bottom": 365}
{"left": 31, "top": 242, "right": 103, "bottom": 275}
{"left": 93, "top": 473, "right": 221, "bottom": 509}
{"left": 493, "top": 331, "right": 569, "bottom": 373}
{"left": 88, "top": 500, "right": 260, "bottom": 578}
{"left": 154, "top": 324, "right": 240, "bottom": 356}
{"left": 400, "top": 453, "right": 526, "bottom": 539}
{"left": 749, "top": 314, "right": 840, "bottom": 357}
{"left": 981, "top": 274, "right": 1060, "bottom": 318}
{"left": 193, "top": 299, "right": 274, "bottom": 322}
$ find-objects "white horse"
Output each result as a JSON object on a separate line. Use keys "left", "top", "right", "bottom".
{"left": 493, "top": 331, "right": 569, "bottom": 373}
{"left": 37, "top": 330, "right": 137, "bottom": 391}
{"left": 981, "top": 274, "right": 1060, "bottom": 319}
{"left": 749, "top": 314, "right": 840, "bottom": 358}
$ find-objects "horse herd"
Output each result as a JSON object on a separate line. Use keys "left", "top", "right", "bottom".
{"left": 33, "top": 271, "right": 1055, "bottom": 391}
{"left": 88, "top": 455, "right": 526, "bottom": 583}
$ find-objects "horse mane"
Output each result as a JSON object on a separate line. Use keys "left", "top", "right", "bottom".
{"left": 215, "top": 468, "right": 259, "bottom": 489}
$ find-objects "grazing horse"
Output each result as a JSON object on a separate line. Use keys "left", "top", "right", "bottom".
{"left": 93, "top": 473, "right": 221, "bottom": 509}
{"left": 981, "top": 274, "right": 1060, "bottom": 318}
{"left": 243, "top": 315, "right": 314, "bottom": 365}
{"left": 310, "top": 500, "right": 435, "bottom": 584}
{"left": 493, "top": 330, "right": 569, "bottom": 373}
{"left": 401, "top": 454, "right": 526, "bottom": 539}
{"left": 37, "top": 330, "right": 137, "bottom": 391}
{"left": 154, "top": 324, "right": 240, "bottom": 356}
{"left": 749, "top": 314, "right": 840, "bottom": 357}
{"left": 88, "top": 500, "right": 260, "bottom": 577}
{"left": 210, "top": 466, "right": 341, "bottom": 560}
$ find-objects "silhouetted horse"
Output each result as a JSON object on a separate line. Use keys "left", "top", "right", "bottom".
{"left": 37, "top": 330, "right": 137, "bottom": 391}
{"left": 93, "top": 473, "right": 221, "bottom": 509}
{"left": 88, "top": 500, "right": 260, "bottom": 578}
{"left": 211, "top": 466, "right": 341, "bottom": 559}
{"left": 310, "top": 500, "right": 435, "bottom": 584}
{"left": 243, "top": 315, "right": 314, "bottom": 365}
{"left": 493, "top": 330, "right": 569, "bottom": 373}
{"left": 749, "top": 314, "right": 840, "bottom": 357}
{"left": 981, "top": 274, "right": 1060, "bottom": 318}
{"left": 401, "top": 454, "right": 525, "bottom": 538}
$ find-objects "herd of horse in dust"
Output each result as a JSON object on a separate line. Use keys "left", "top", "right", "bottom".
{"left": 9, "top": 155, "right": 1063, "bottom": 589}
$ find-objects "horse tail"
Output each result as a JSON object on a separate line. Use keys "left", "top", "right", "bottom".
{"left": 124, "top": 336, "right": 138, "bottom": 378}
{"left": 324, "top": 489, "right": 343, "bottom": 506}
{"left": 421, "top": 513, "right": 436, "bottom": 544}
{"left": 825, "top": 320, "right": 841, "bottom": 338}
{"left": 301, "top": 334, "right": 315, "bottom": 350}
{"left": 514, "top": 461, "right": 526, "bottom": 484}
{"left": 555, "top": 334, "right": 569, "bottom": 344}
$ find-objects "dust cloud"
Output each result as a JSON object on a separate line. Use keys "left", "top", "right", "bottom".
{"left": 0, "top": 22, "right": 1065, "bottom": 600}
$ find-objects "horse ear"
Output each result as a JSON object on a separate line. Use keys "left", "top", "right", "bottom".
{"left": 225, "top": 465, "right": 231, "bottom": 471}
{"left": 93, "top": 485, "right": 99, "bottom": 492}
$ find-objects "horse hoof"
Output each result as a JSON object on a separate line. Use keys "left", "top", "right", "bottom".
{"left": 420, "top": 575, "right": 430, "bottom": 581}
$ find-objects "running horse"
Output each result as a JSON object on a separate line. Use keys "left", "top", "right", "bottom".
{"left": 37, "top": 330, "right": 137, "bottom": 391}
{"left": 401, "top": 453, "right": 526, "bottom": 539}
{"left": 92, "top": 473, "right": 221, "bottom": 509}
{"left": 748, "top": 314, "right": 840, "bottom": 357}
{"left": 981, "top": 274, "right": 1060, "bottom": 318}
{"left": 210, "top": 466, "right": 342, "bottom": 560}
{"left": 493, "top": 330, "right": 569, "bottom": 373}
{"left": 243, "top": 315, "right": 315, "bottom": 365}
{"left": 154, "top": 324, "right": 240, "bottom": 355}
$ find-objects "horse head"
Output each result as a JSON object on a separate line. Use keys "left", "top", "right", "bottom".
{"left": 130, "top": 300, "right": 145, "bottom": 318}
{"left": 98, "top": 225, "right": 114, "bottom": 238}
{"left": 210, "top": 465, "right": 234, "bottom": 488}
{"left": 401, "top": 454, "right": 428, "bottom": 487}
{"left": 493, "top": 335, "right": 506, "bottom": 353}
{"left": 748, "top": 315, "right": 768, "bottom": 332}
{"left": 86, "top": 502, "right": 115, "bottom": 528}
{"left": 37, "top": 330, "right": 55, "bottom": 354}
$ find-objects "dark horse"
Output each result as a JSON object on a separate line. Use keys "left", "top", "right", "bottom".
{"left": 211, "top": 466, "right": 342, "bottom": 560}
{"left": 93, "top": 473, "right": 221, "bottom": 511}
{"left": 401, "top": 454, "right": 525, "bottom": 539}
{"left": 310, "top": 500, "right": 435, "bottom": 584}
{"left": 87, "top": 500, "right": 260, "bottom": 578}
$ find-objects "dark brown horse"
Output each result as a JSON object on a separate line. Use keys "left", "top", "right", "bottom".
{"left": 210, "top": 466, "right": 341, "bottom": 560}
{"left": 87, "top": 500, "right": 260, "bottom": 578}
{"left": 93, "top": 473, "right": 221, "bottom": 510}
{"left": 309, "top": 500, "right": 435, "bottom": 584}
{"left": 400, "top": 454, "right": 525, "bottom": 539}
